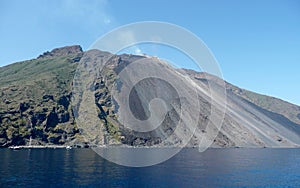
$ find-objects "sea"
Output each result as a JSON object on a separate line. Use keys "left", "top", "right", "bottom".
{"left": 0, "top": 148, "right": 299, "bottom": 187}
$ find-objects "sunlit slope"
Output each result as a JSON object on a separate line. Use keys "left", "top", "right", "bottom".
{"left": 0, "top": 45, "right": 299, "bottom": 148}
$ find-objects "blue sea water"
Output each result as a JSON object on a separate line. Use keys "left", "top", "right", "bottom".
{"left": 0, "top": 148, "right": 300, "bottom": 187}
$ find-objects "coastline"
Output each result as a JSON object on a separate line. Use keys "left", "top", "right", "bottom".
{"left": 2, "top": 144, "right": 300, "bottom": 150}
{"left": 7, "top": 145, "right": 73, "bottom": 149}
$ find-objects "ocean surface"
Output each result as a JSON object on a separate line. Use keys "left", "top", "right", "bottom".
{"left": 0, "top": 148, "right": 300, "bottom": 187}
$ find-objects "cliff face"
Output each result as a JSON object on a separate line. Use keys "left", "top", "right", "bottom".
{"left": 0, "top": 46, "right": 300, "bottom": 148}
{"left": 0, "top": 46, "right": 84, "bottom": 147}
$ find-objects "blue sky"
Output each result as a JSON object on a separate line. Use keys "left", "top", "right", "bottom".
{"left": 0, "top": 0, "right": 300, "bottom": 105}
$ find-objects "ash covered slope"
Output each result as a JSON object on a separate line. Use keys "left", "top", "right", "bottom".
{"left": 84, "top": 52, "right": 300, "bottom": 148}
{"left": 182, "top": 70, "right": 300, "bottom": 147}
{"left": 0, "top": 46, "right": 300, "bottom": 148}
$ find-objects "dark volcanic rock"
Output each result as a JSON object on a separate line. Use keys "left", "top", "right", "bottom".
{"left": 34, "top": 113, "right": 47, "bottom": 125}
{"left": 0, "top": 138, "right": 7, "bottom": 147}
{"left": 19, "top": 102, "right": 30, "bottom": 113}
{"left": 42, "top": 95, "right": 54, "bottom": 102}
{"left": 58, "top": 111, "right": 70, "bottom": 123}
{"left": 46, "top": 108, "right": 59, "bottom": 128}
{"left": 47, "top": 134, "right": 61, "bottom": 144}
{"left": 58, "top": 95, "right": 70, "bottom": 109}
{"left": 0, "top": 127, "right": 6, "bottom": 137}
{"left": 38, "top": 45, "right": 83, "bottom": 59}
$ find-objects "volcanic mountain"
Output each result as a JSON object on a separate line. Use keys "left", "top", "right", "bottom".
{"left": 1, "top": 45, "right": 300, "bottom": 148}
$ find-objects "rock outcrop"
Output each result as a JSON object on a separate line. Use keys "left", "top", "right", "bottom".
{"left": 37, "top": 45, "right": 83, "bottom": 59}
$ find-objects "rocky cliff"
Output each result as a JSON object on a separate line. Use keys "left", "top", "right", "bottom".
{"left": 0, "top": 45, "right": 300, "bottom": 148}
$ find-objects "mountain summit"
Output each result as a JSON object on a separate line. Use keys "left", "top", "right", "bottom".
{"left": 37, "top": 45, "right": 83, "bottom": 59}
{"left": 0, "top": 45, "right": 300, "bottom": 148}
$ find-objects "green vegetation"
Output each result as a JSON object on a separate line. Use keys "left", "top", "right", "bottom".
{"left": 106, "top": 119, "right": 121, "bottom": 142}
{"left": 0, "top": 47, "right": 82, "bottom": 147}
{"left": 0, "top": 46, "right": 122, "bottom": 147}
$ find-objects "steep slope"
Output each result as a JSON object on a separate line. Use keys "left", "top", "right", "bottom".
{"left": 0, "top": 45, "right": 85, "bottom": 147}
{"left": 0, "top": 45, "right": 300, "bottom": 148}
{"left": 182, "top": 70, "right": 300, "bottom": 147}
{"left": 229, "top": 86, "right": 300, "bottom": 125}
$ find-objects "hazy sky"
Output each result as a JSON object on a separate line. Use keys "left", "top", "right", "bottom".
{"left": 0, "top": 0, "right": 299, "bottom": 105}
